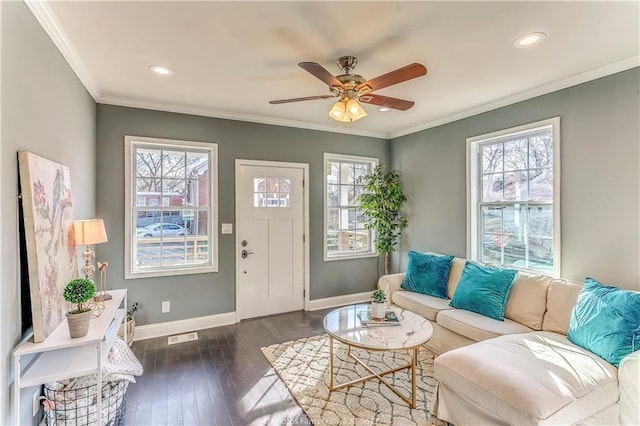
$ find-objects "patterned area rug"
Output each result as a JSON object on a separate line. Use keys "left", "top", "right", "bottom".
{"left": 261, "top": 334, "right": 446, "bottom": 425}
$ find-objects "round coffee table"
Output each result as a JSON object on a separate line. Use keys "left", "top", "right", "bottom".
{"left": 323, "top": 304, "right": 432, "bottom": 408}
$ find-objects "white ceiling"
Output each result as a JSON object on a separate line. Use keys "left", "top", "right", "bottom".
{"left": 35, "top": 1, "right": 639, "bottom": 139}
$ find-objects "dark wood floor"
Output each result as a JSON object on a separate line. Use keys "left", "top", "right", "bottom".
{"left": 125, "top": 308, "right": 332, "bottom": 425}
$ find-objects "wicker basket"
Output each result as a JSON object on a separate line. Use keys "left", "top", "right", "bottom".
{"left": 43, "top": 379, "right": 127, "bottom": 425}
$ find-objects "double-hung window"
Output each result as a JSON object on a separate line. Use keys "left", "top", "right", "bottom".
{"left": 125, "top": 136, "right": 218, "bottom": 278}
{"left": 467, "top": 117, "right": 560, "bottom": 275}
{"left": 324, "top": 153, "right": 378, "bottom": 260}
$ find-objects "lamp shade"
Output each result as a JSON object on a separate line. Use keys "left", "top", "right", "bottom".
{"left": 346, "top": 99, "right": 368, "bottom": 121}
{"left": 329, "top": 99, "right": 347, "bottom": 122}
{"left": 73, "top": 219, "right": 108, "bottom": 246}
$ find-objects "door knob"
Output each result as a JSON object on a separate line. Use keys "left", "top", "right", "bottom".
{"left": 241, "top": 249, "right": 254, "bottom": 259}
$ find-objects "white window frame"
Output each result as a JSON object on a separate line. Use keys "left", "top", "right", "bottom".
{"left": 124, "top": 135, "right": 219, "bottom": 279}
{"left": 466, "top": 117, "right": 561, "bottom": 276}
{"left": 323, "top": 153, "right": 379, "bottom": 261}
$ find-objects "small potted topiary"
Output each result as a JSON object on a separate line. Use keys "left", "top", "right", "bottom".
{"left": 371, "top": 288, "right": 387, "bottom": 319}
{"left": 63, "top": 278, "right": 95, "bottom": 338}
{"left": 118, "top": 302, "right": 138, "bottom": 347}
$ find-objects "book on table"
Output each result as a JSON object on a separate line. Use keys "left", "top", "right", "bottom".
{"left": 358, "top": 310, "right": 400, "bottom": 326}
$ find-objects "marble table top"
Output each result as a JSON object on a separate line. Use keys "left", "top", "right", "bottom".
{"left": 323, "top": 304, "right": 432, "bottom": 351}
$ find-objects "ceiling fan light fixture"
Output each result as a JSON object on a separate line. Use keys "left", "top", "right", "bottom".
{"left": 513, "top": 32, "right": 546, "bottom": 48}
{"left": 379, "top": 107, "right": 391, "bottom": 112}
{"left": 329, "top": 99, "right": 367, "bottom": 123}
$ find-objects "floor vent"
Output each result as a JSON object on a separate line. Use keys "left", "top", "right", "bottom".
{"left": 168, "top": 332, "right": 199, "bottom": 345}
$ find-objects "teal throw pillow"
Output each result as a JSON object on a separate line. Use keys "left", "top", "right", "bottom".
{"left": 449, "top": 262, "right": 517, "bottom": 321}
{"left": 401, "top": 252, "right": 454, "bottom": 299}
{"left": 567, "top": 277, "right": 640, "bottom": 367}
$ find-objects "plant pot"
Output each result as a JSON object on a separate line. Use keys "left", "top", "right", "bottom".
{"left": 371, "top": 302, "right": 387, "bottom": 319}
{"left": 118, "top": 317, "right": 135, "bottom": 347}
{"left": 66, "top": 310, "right": 92, "bottom": 338}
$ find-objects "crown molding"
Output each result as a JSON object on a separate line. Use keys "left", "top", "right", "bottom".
{"left": 24, "top": 0, "right": 637, "bottom": 141}
{"left": 389, "top": 55, "right": 640, "bottom": 139}
{"left": 24, "top": 0, "right": 100, "bottom": 101}
{"left": 98, "top": 96, "right": 390, "bottom": 139}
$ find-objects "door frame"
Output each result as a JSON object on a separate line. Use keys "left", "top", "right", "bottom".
{"left": 234, "top": 159, "right": 310, "bottom": 322}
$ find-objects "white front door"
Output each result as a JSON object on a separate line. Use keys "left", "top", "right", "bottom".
{"left": 235, "top": 161, "right": 306, "bottom": 320}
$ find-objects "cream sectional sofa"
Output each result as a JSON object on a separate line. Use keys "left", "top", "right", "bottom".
{"left": 378, "top": 257, "right": 640, "bottom": 425}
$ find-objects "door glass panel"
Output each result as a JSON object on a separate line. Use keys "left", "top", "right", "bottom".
{"left": 254, "top": 193, "right": 266, "bottom": 207}
{"left": 266, "top": 193, "right": 279, "bottom": 207}
{"left": 254, "top": 177, "right": 291, "bottom": 208}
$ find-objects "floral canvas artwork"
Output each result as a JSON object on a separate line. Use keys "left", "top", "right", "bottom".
{"left": 18, "top": 152, "right": 77, "bottom": 342}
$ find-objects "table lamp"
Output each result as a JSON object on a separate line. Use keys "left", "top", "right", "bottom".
{"left": 73, "top": 219, "right": 108, "bottom": 299}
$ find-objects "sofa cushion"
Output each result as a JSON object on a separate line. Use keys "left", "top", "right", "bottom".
{"left": 542, "top": 279, "right": 582, "bottom": 334}
{"left": 446, "top": 257, "right": 466, "bottom": 299}
{"left": 504, "top": 272, "right": 552, "bottom": 330}
{"left": 401, "top": 251, "right": 454, "bottom": 299}
{"left": 568, "top": 277, "right": 640, "bottom": 367}
{"left": 434, "top": 332, "right": 619, "bottom": 425}
{"left": 392, "top": 291, "right": 453, "bottom": 321}
{"left": 450, "top": 262, "right": 517, "bottom": 321}
{"left": 436, "top": 309, "right": 532, "bottom": 342}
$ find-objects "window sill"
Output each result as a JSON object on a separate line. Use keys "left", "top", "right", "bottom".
{"left": 323, "top": 252, "right": 379, "bottom": 262}
{"left": 475, "top": 259, "right": 559, "bottom": 278}
{"left": 125, "top": 265, "right": 218, "bottom": 280}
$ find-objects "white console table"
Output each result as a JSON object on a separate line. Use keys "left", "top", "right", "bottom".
{"left": 12, "top": 289, "right": 127, "bottom": 426}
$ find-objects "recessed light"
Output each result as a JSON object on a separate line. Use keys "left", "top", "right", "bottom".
{"left": 149, "top": 65, "right": 173, "bottom": 76}
{"left": 379, "top": 107, "right": 391, "bottom": 112}
{"left": 513, "top": 32, "right": 546, "bottom": 48}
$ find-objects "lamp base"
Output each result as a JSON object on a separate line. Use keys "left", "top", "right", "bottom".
{"left": 94, "top": 293, "right": 112, "bottom": 302}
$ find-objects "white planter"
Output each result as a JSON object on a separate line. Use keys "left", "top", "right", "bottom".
{"left": 371, "top": 302, "right": 387, "bottom": 319}
{"left": 117, "top": 317, "right": 135, "bottom": 347}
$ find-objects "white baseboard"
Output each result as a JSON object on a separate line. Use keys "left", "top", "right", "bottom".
{"left": 306, "top": 291, "right": 371, "bottom": 311}
{"left": 134, "top": 311, "right": 236, "bottom": 341}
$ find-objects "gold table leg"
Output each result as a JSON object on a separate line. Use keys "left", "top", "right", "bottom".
{"left": 329, "top": 335, "right": 334, "bottom": 390}
{"left": 411, "top": 347, "right": 417, "bottom": 408}
{"left": 327, "top": 339, "right": 418, "bottom": 408}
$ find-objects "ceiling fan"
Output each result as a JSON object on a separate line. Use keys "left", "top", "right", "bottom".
{"left": 269, "top": 56, "right": 427, "bottom": 123}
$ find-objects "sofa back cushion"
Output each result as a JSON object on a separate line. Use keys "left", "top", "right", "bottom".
{"left": 447, "top": 257, "right": 466, "bottom": 299}
{"left": 542, "top": 279, "right": 583, "bottom": 334}
{"left": 504, "top": 272, "right": 552, "bottom": 330}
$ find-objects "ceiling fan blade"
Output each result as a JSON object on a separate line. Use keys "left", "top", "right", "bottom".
{"left": 357, "top": 63, "right": 427, "bottom": 92}
{"left": 359, "top": 94, "right": 415, "bottom": 111}
{"left": 299, "top": 62, "right": 344, "bottom": 88}
{"left": 269, "top": 95, "right": 335, "bottom": 104}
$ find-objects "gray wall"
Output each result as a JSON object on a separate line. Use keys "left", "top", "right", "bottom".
{"left": 1, "top": 2, "right": 97, "bottom": 424}
{"left": 96, "top": 105, "right": 388, "bottom": 325}
{"left": 390, "top": 68, "right": 640, "bottom": 291}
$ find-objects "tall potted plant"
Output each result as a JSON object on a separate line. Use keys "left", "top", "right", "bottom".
{"left": 63, "top": 278, "right": 95, "bottom": 338}
{"left": 357, "top": 164, "right": 408, "bottom": 275}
